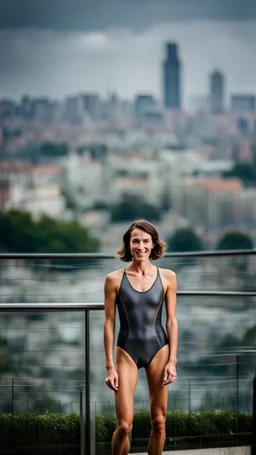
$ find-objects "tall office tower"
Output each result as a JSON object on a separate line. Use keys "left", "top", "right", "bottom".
{"left": 210, "top": 70, "right": 224, "bottom": 113}
{"left": 163, "top": 42, "right": 181, "bottom": 110}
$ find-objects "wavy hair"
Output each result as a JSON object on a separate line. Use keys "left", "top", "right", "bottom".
{"left": 117, "top": 219, "right": 167, "bottom": 262}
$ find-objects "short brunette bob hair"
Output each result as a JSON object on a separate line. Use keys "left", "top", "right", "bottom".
{"left": 117, "top": 219, "right": 167, "bottom": 262}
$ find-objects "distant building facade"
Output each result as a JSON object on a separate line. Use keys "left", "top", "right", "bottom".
{"left": 188, "top": 94, "right": 210, "bottom": 113}
{"left": 134, "top": 94, "right": 156, "bottom": 118}
{"left": 65, "top": 95, "right": 85, "bottom": 123}
{"left": 82, "top": 93, "right": 101, "bottom": 119}
{"left": 231, "top": 95, "right": 256, "bottom": 112}
{"left": 163, "top": 42, "right": 181, "bottom": 110}
{"left": 210, "top": 70, "right": 224, "bottom": 113}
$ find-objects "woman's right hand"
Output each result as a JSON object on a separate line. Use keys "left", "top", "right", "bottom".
{"left": 105, "top": 367, "right": 119, "bottom": 392}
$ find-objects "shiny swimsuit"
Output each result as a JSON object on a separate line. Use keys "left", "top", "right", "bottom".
{"left": 116, "top": 267, "right": 168, "bottom": 369}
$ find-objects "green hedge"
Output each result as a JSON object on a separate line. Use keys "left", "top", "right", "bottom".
{"left": 0, "top": 409, "right": 252, "bottom": 454}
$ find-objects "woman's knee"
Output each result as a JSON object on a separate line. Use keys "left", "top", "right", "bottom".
{"left": 151, "top": 414, "right": 165, "bottom": 434}
{"left": 117, "top": 420, "right": 133, "bottom": 435}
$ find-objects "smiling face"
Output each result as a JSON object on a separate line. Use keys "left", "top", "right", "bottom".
{"left": 129, "top": 228, "right": 155, "bottom": 262}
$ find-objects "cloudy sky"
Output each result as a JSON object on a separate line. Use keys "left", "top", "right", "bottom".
{"left": 0, "top": 0, "right": 256, "bottom": 109}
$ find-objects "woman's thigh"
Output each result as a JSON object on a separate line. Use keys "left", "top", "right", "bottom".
{"left": 145, "top": 345, "right": 169, "bottom": 415}
{"left": 115, "top": 347, "right": 139, "bottom": 423}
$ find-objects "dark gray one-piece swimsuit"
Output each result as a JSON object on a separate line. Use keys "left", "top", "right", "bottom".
{"left": 116, "top": 267, "right": 168, "bottom": 369}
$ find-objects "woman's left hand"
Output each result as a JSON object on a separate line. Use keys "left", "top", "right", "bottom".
{"left": 162, "top": 362, "right": 177, "bottom": 386}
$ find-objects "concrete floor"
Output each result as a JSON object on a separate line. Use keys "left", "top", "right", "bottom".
{"left": 134, "top": 446, "right": 250, "bottom": 455}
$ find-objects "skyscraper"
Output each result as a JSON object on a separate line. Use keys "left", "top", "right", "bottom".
{"left": 210, "top": 70, "right": 224, "bottom": 113}
{"left": 163, "top": 42, "right": 181, "bottom": 110}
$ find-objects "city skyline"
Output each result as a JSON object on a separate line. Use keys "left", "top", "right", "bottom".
{"left": 1, "top": 1, "right": 256, "bottom": 109}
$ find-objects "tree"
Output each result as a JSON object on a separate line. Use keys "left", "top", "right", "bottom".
{"left": 0, "top": 210, "right": 100, "bottom": 254}
{"left": 37, "top": 216, "right": 101, "bottom": 254}
{"left": 217, "top": 333, "right": 240, "bottom": 350}
{"left": 0, "top": 210, "right": 38, "bottom": 252}
{"left": 222, "top": 163, "right": 256, "bottom": 187}
{"left": 40, "top": 142, "right": 69, "bottom": 157}
{"left": 216, "top": 231, "right": 254, "bottom": 275}
{"left": 110, "top": 194, "right": 161, "bottom": 222}
{"left": 242, "top": 325, "right": 256, "bottom": 346}
{"left": 216, "top": 231, "right": 254, "bottom": 250}
{"left": 167, "top": 227, "right": 203, "bottom": 252}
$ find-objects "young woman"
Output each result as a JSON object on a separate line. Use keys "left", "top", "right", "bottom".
{"left": 104, "top": 219, "right": 178, "bottom": 455}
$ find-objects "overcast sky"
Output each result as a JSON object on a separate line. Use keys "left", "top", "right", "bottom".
{"left": 0, "top": 0, "right": 256, "bottom": 109}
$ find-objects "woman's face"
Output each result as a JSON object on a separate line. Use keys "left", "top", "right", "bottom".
{"left": 129, "top": 228, "right": 155, "bottom": 261}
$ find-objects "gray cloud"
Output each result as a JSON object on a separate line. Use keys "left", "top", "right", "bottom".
{"left": 0, "top": 0, "right": 256, "bottom": 31}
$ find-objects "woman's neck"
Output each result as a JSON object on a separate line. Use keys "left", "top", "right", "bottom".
{"left": 128, "top": 260, "right": 156, "bottom": 275}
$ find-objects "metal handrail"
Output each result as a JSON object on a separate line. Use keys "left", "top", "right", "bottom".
{"left": 0, "top": 248, "right": 255, "bottom": 259}
{"left": 0, "top": 303, "right": 104, "bottom": 311}
{"left": 0, "top": 289, "right": 256, "bottom": 313}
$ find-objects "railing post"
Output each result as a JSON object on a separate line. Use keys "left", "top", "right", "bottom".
{"left": 236, "top": 353, "right": 239, "bottom": 446}
{"left": 85, "top": 310, "right": 91, "bottom": 455}
{"left": 188, "top": 379, "right": 191, "bottom": 439}
{"left": 80, "top": 384, "right": 84, "bottom": 455}
{"left": 11, "top": 378, "right": 14, "bottom": 449}
{"left": 252, "top": 375, "right": 256, "bottom": 455}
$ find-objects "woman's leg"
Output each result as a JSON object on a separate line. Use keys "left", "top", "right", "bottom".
{"left": 145, "top": 345, "right": 169, "bottom": 455}
{"left": 112, "top": 347, "right": 138, "bottom": 455}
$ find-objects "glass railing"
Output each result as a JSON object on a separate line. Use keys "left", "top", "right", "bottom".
{"left": 0, "top": 250, "right": 255, "bottom": 454}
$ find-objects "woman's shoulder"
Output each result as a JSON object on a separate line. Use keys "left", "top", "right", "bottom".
{"left": 105, "top": 268, "right": 125, "bottom": 286}
{"left": 159, "top": 267, "right": 176, "bottom": 283}
{"left": 159, "top": 267, "right": 177, "bottom": 292}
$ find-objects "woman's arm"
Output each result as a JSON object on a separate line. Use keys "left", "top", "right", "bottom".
{"left": 163, "top": 270, "right": 178, "bottom": 385}
{"left": 104, "top": 273, "right": 119, "bottom": 391}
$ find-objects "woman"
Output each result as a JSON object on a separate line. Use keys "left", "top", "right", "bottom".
{"left": 104, "top": 219, "right": 178, "bottom": 455}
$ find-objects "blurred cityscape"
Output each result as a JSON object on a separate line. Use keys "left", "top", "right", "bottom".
{"left": 0, "top": 37, "right": 256, "bottom": 423}
{"left": 1, "top": 41, "right": 256, "bottom": 250}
